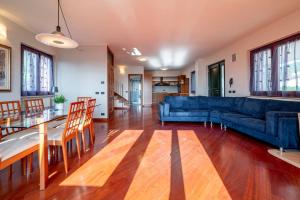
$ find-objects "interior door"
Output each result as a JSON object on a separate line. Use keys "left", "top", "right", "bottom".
{"left": 208, "top": 61, "right": 225, "bottom": 97}
{"left": 129, "top": 74, "right": 143, "bottom": 105}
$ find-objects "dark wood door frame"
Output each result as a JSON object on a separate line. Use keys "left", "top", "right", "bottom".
{"left": 208, "top": 60, "right": 225, "bottom": 97}
{"left": 128, "top": 74, "right": 143, "bottom": 105}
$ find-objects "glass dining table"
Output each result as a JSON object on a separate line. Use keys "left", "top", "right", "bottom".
{"left": 0, "top": 108, "right": 69, "bottom": 190}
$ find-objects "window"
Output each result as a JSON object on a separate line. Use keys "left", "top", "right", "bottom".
{"left": 21, "top": 45, "right": 54, "bottom": 96}
{"left": 191, "top": 71, "right": 196, "bottom": 94}
{"left": 250, "top": 33, "right": 300, "bottom": 97}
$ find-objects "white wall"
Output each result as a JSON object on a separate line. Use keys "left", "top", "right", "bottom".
{"left": 0, "top": 15, "right": 56, "bottom": 102}
{"left": 56, "top": 46, "right": 108, "bottom": 118}
{"left": 114, "top": 65, "right": 144, "bottom": 106}
{"left": 195, "top": 9, "right": 300, "bottom": 97}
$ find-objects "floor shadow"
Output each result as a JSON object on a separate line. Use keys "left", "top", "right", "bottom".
{"left": 169, "top": 130, "right": 186, "bottom": 200}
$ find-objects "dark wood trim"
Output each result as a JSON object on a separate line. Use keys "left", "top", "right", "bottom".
{"left": 0, "top": 43, "right": 12, "bottom": 92}
{"left": 128, "top": 74, "right": 143, "bottom": 105}
{"left": 114, "top": 107, "right": 129, "bottom": 110}
{"left": 93, "top": 118, "right": 109, "bottom": 122}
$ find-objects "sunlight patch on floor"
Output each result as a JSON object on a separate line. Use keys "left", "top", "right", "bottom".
{"left": 60, "top": 130, "right": 143, "bottom": 187}
{"left": 177, "top": 130, "right": 232, "bottom": 200}
{"left": 124, "top": 130, "right": 172, "bottom": 200}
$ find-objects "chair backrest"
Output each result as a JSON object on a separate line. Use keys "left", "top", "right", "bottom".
{"left": 63, "top": 101, "right": 85, "bottom": 140}
{"left": 0, "top": 101, "right": 22, "bottom": 137}
{"left": 82, "top": 99, "right": 96, "bottom": 128}
{"left": 77, "top": 97, "right": 92, "bottom": 107}
{"left": 0, "top": 101, "right": 21, "bottom": 117}
{"left": 25, "top": 98, "right": 44, "bottom": 113}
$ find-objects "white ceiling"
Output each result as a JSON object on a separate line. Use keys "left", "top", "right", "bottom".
{"left": 1, "top": 0, "right": 300, "bottom": 70}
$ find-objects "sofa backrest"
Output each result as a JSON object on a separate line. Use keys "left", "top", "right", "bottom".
{"left": 164, "top": 96, "right": 209, "bottom": 110}
{"left": 207, "top": 97, "right": 236, "bottom": 111}
{"left": 236, "top": 98, "right": 268, "bottom": 119}
{"left": 265, "top": 99, "right": 300, "bottom": 112}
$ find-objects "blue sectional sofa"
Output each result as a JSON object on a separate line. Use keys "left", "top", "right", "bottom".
{"left": 159, "top": 96, "right": 300, "bottom": 149}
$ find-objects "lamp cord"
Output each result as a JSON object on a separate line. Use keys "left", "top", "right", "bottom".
{"left": 58, "top": 0, "right": 73, "bottom": 39}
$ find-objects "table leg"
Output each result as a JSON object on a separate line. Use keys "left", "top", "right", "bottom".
{"left": 39, "top": 122, "right": 48, "bottom": 190}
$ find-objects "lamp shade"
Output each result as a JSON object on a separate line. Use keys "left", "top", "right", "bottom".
{"left": 35, "top": 31, "right": 78, "bottom": 49}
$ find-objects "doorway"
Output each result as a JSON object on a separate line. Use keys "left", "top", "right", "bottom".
{"left": 208, "top": 60, "right": 225, "bottom": 97}
{"left": 128, "top": 74, "right": 143, "bottom": 105}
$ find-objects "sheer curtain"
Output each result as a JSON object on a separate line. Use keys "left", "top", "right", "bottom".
{"left": 277, "top": 39, "right": 300, "bottom": 96}
{"left": 251, "top": 49, "right": 272, "bottom": 95}
{"left": 22, "top": 49, "right": 38, "bottom": 96}
{"left": 39, "top": 55, "right": 53, "bottom": 95}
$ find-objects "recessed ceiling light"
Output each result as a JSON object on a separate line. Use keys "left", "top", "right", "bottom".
{"left": 133, "top": 48, "right": 142, "bottom": 56}
{"left": 123, "top": 47, "right": 142, "bottom": 56}
{"left": 138, "top": 57, "right": 147, "bottom": 62}
{"left": 161, "top": 68, "right": 168, "bottom": 71}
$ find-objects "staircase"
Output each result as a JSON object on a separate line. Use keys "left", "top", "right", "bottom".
{"left": 114, "top": 81, "right": 130, "bottom": 110}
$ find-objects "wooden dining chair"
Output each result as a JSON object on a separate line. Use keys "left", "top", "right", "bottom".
{"left": 0, "top": 101, "right": 22, "bottom": 135}
{"left": 79, "top": 99, "right": 96, "bottom": 152}
{"left": 24, "top": 98, "right": 66, "bottom": 128}
{"left": 24, "top": 98, "right": 44, "bottom": 113}
{"left": 0, "top": 100, "right": 30, "bottom": 177}
{"left": 47, "top": 101, "right": 84, "bottom": 173}
{"left": 77, "top": 97, "right": 92, "bottom": 107}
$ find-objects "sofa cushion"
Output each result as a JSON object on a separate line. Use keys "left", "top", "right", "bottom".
{"left": 164, "top": 96, "right": 185, "bottom": 109}
{"left": 221, "top": 112, "right": 251, "bottom": 122}
{"left": 207, "top": 97, "right": 235, "bottom": 111}
{"left": 237, "top": 117, "right": 266, "bottom": 133}
{"left": 182, "top": 96, "right": 209, "bottom": 110}
{"left": 169, "top": 109, "right": 209, "bottom": 117}
{"left": 210, "top": 110, "right": 233, "bottom": 119}
{"left": 238, "top": 98, "right": 267, "bottom": 119}
{"left": 232, "top": 97, "right": 245, "bottom": 113}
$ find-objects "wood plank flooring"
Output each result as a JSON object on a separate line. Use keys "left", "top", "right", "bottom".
{"left": 1, "top": 106, "right": 300, "bottom": 200}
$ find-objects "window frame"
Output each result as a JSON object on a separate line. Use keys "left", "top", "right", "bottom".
{"left": 21, "top": 44, "right": 54, "bottom": 97}
{"left": 250, "top": 32, "right": 300, "bottom": 97}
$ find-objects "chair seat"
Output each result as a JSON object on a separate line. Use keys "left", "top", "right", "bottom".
{"left": 0, "top": 138, "right": 38, "bottom": 162}
{"left": 47, "top": 128, "right": 65, "bottom": 143}
{"left": 3, "top": 128, "right": 66, "bottom": 145}
{"left": 1, "top": 129, "right": 39, "bottom": 141}
{"left": 31, "top": 127, "right": 66, "bottom": 145}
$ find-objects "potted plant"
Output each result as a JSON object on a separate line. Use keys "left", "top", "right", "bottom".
{"left": 54, "top": 95, "right": 66, "bottom": 110}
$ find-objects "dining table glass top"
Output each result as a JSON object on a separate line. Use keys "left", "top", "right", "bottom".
{"left": 0, "top": 108, "right": 68, "bottom": 129}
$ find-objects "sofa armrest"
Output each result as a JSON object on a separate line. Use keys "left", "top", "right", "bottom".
{"left": 159, "top": 102, "right": 170, "bottom": 119}
{"left": 266, "top": 111, "right": 300, "bottom": 149}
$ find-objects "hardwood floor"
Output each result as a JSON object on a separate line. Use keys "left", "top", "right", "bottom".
{"left": 1, "top": 106, "right": 300, "bottom": 199}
